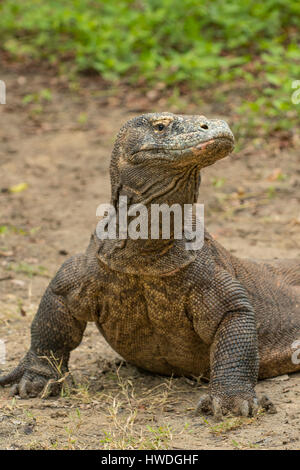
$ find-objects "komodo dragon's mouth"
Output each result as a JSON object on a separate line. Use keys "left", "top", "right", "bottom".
{"left": 134, "top": 135, "right": 234, "bottom": 157}
{"left": 189, "top": 136, "right": 234, "bottom": 156}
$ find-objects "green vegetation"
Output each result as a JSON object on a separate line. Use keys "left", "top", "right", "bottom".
{"left": 5, "top": 262, "right": 49, "bottom": 278}
{"left": 0, "top": 0, "right": 299, "bottom": 131}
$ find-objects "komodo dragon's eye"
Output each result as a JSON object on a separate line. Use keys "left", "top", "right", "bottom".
{"left": 154, "top": 123, "right": 166, "bottom": 132}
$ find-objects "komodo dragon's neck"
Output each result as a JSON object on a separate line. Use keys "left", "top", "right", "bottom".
{"left": 97, "top": 165, "right": 201, "bottom": 276}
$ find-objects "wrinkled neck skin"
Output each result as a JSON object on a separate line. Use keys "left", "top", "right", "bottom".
{"left": 118, "top": 162, "right": 200, "bottom": 207}
{"left": 97, "top": 162, "right": 201, "bottom": 276}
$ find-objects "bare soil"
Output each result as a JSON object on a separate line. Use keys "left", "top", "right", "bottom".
{"left": 0, "top": 63, "right": 299, "bottom": 450}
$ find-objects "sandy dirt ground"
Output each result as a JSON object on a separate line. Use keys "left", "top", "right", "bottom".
{"left": 0, "top": 62, "right": 299, "bottom": 450}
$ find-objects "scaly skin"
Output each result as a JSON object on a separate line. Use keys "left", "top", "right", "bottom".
{"left": 1, "top": 113, "right": 299, "bottom": 418}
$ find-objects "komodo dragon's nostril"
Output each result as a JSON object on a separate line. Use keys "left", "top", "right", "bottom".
{"left": 200, "top": 124, "right": 208, "bottom": 130}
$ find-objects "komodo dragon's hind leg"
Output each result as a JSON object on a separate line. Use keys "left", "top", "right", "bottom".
{"left": 261, "top": 259, "right": 300, "bottom": 287}
{"left": 257, "top": 259, "right": 300, "bottom": 377}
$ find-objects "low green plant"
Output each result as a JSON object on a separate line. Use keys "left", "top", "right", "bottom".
{"left": 0, "top": 0, "right": 299, "bottom": 132}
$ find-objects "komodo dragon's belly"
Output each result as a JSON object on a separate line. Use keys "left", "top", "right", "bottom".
{"left": 96, "top": 275, "right": 209, "bottom": 377}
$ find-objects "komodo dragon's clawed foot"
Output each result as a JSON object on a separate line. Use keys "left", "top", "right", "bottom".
{"left": 0, "top": 350, "right": 71, "bottom": 398}
{"left": 196, "top": 392, "right": 276, "bottom": 419}
{"left": 8, "top": 375, "right": 59, "bottom": 399}
{"left": 196, "top": 392, "right": 259, "bottom": 419}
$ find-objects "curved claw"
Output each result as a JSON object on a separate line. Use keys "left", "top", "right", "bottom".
{"left": 240, "top": 399, "right": 249, "bottom": 417}
{"left": 19, "top": 377, "right": 29, "bottom": 399}
{"left": 0, "top": 363, "right": 25, "bottom": 387}
{"left": 8, "top": 383, "right": 19, "bottom": 397}
{"left": 259, "top": 394, "right": 277, "bottom": 414}
{"left": 196, "top": 394, "right": 213, "bottom": 415}
{"left": 251, "top": 398, "right": 259, "bottom": 416}
{"left": 212, "top": 397, "right": 223, "bottom": 420}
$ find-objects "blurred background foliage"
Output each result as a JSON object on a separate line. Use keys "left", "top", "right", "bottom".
{"left": 0, "top": 0, "right": 299, "bottom": 134}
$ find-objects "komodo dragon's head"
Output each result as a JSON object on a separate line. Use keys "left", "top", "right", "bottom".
{"left": 109, "top": 112, "right": 234, "bottom": 207}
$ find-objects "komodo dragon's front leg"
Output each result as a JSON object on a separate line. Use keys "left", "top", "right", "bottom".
{"left": 198, "top": 312, "right": 259, "bottom": 417}
{"left": 0, "top": 249, "right": 100, "bottom": 398}
{"left": 194, "top": 270, "right": 260, "bottom": 417}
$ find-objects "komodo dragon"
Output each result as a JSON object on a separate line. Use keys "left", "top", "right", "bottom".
{"left": 1, "top": 113, "right": 300, "bottom": 418}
